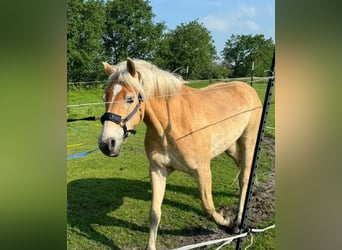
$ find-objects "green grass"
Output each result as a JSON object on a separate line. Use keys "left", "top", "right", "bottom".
{"left": 67, "top": 81, "right": 275, "bottom": 249}
{"left": 67, "top": 87, "right": 104, "bottom": 120}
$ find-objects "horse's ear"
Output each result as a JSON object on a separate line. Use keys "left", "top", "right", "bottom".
{"left": 127, "top": 57, "right": 137, "bottom": 76}
{"left": 102, "top": 62, "right": 115, "bottom": 74}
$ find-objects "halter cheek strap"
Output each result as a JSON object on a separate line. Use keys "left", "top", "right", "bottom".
{"left": 100, "top": 94, "right": 144, "bottom": 138}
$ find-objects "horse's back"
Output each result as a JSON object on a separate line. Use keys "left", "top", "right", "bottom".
{"left": 191, "top": 81, "right": 261, "bottom": 130}
{"left": 201, "top": 81, "right": 260, "bottom": 106}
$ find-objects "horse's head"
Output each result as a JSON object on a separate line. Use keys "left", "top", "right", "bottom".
{"left": 98, "top": 58, "right": 145, "bottom": 157}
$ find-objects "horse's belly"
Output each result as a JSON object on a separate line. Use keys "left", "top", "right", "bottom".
{"left": 169, "top": 154, "right": 197, "bottom": 172}
{"left": 210, "top": 118, "right": 248, "bottom": 158}
{"left": 210, "top": 138, "right": 232, "bottom": 158}
{"left": 148, "top": 144, "right": 197, "bottom": 173}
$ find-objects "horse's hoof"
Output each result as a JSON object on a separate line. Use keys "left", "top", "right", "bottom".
{"left": 223, "top": 223, "right": 240, "bottom": 234}
{"left": 227, "top": 214, "right": 236, "bottom": 228}
{"left": 231, "top": 225, "right": 240, "bottom": 234}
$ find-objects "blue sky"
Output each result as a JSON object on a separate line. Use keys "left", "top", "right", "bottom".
{"left": 150, "top": 0, "right": 274, "bottom": 55}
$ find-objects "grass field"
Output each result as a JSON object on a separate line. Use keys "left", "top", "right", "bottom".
{"left": 67, "top": 80, "right": 275, "bottom": 249}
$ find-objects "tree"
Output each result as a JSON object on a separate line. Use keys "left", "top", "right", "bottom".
{"left": 210, "top": 61, "right": 230, "bottom": 79}
{"left": 103, "top": 0, "right": 165, "bottom": 64}
{"left": 67, "top": 0, "right": 106, "bottom": 82}
{"left": 159, "top": 20, "right": 217, "bottom": 79}
{"left": 67, "top": 0, "right": 84, "bottom": 81}
{"left": 221, "top": 34, "right": 274, "bottom": 77}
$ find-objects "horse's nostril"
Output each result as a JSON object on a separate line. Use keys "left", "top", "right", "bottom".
{"left": 110, "top": 139, "right": 115, "bottom": 147}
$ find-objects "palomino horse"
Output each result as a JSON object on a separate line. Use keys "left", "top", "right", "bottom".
{"left": 98, "top": 58, "right": 262, "bottom": 249}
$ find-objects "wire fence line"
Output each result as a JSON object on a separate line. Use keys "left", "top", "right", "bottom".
{"left": 67, "top": 76, "right": 274, "bottom": 108}
{"left": 67, "top": 76, "right": 272, "bottom": 86}
{"left": 67, "top": 80, "right": 105, "bottom": 85}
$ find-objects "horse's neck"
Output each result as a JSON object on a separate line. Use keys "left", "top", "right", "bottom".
{"left": 143, "top": 85, "right": 194, "bottom": 140}
{"left": 143, "top": 98, "right": 169, "bottom": 139}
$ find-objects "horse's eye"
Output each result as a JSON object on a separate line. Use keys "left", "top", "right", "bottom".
{"left": 126, "top": 97, "right": 134, "bottom": 104}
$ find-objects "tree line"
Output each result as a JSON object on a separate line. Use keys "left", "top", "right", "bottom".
{"left": 67, "top": 0, "right": 274, "bottom": 82}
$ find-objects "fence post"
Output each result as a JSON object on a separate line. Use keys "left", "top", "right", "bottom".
{"left": 235, "top": 50, "right": 275, "bottom": 249}
{"left": 250, "top": 61, "right": 255, "bottom": 86}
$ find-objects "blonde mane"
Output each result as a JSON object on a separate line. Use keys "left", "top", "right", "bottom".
{"left": 108, "top": 59, "right": 184, "bottom": 99}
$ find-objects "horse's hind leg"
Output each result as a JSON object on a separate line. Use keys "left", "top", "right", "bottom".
{"left": 194, "top": 166, "right": 234, "bottom": 228}
{"left": 226, "top": 143, "right": 241, "bottom": 186}
{"left": 233, "top": 133, "right": 258, "bottom": 233}
{"left": 225, "top": 142, "right": 240, "bottom": 166}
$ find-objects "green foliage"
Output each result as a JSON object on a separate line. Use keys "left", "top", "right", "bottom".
{"left": 103, "top": 0, "right": 166, "bottom": 64}
{"left": 67, "top": 0, "right": 84, "bottom": 82}
{"left": 221, "top": 34, "right": 274, "bottom": 77}
{"left": 207, "top": 61, "right": 231, "bottom": 79}
{"left": 156, "top": 20, "right": 217, "bottom": 80}
{"left": 67, "top": 0, "right": 106, "bottom": 82}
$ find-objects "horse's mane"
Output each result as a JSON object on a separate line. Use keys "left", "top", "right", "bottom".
{"left": 108, "top": 59, "right": 184, "bottom": 99}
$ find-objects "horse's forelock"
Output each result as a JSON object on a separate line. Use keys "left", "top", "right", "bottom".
{"left": 106, "top": 63, "right": 143, "bottom": 96}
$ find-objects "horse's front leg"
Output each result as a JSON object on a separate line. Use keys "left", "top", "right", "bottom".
{"left": 147, "top": 164, "right": 171, "bottom": 250}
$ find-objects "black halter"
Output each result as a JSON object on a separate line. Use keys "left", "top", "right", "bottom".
{"left": 100, "top": 94, "right": 144, "bottom": 138}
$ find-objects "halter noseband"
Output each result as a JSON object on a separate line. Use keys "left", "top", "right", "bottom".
{"left": 100, "top": 94, "right": 144, "bottom": 138}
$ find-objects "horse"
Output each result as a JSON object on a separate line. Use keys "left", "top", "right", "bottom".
{"left": 98, "top": 58, "right": 262, "bottom": 249}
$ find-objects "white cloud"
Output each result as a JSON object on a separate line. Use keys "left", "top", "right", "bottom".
{"left": 201, "top": 5, "right": 259, "bottom": 34}
{"left": 240, "top": 5, "right": 256, "bottom": 17}
{"left": 201, "top": 14, "right": 235, "bottom": 32}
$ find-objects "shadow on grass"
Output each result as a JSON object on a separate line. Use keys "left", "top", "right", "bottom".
{"left": 67, "top": 178, "right": 237, "bottom": 249}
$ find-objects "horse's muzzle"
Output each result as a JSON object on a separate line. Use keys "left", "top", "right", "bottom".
{"left": 98, "top": 137, "right": 121, "bottom": 157}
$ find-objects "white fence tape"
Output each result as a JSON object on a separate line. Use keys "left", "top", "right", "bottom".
{"left": 172, "top": 224, "right": 275, "bottom": 250}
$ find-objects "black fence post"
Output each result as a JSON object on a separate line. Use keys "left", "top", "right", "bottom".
{"left": 235, "top": 50, "right": 275, "bottom": 249}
